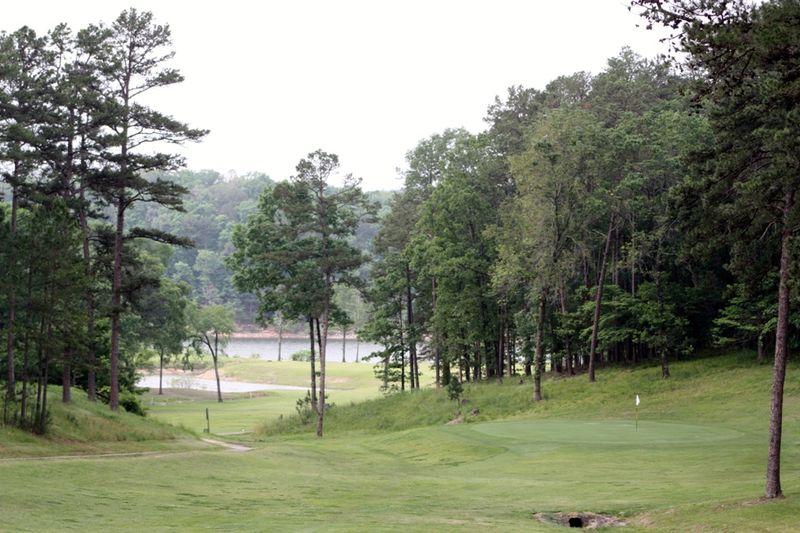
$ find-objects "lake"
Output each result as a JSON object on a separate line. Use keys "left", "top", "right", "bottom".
{"left": 137, "top": 375, "right": 306, "bottom": 393}
{"left": 223, "top": 337, "right": 383, "bottom": 363}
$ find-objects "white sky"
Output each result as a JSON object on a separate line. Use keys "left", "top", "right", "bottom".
{"left": 4, "top": 1, "right": 669, "bottom": 190}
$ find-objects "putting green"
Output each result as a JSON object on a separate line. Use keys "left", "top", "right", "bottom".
{"left": 467, "top": 419, "right": 743, "bottom": 446}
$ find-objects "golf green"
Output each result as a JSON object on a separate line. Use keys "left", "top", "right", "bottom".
{"left": 468, "top": 419, "right": 743, "bottom": 446}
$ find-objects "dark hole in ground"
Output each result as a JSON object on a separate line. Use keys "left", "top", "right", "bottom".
{"left": 534, "top": 511, "right": 624, "bottom": 529}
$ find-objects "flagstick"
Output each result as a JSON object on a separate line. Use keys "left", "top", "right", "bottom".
{"left": 635, "top": 404, "right": 638, "bottom": 432}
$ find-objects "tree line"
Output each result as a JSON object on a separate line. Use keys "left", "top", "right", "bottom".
{"left": 336, "top": 0, "right": 795, "bottom": 500}
{"left": 0, "top": 9, "right": 246, "bottom": 428}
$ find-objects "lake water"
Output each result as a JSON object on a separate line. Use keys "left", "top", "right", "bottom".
{"left": 137, "top": 375, "right": 306, "bottom": 393}
{"left": 223, "top": 337, "right": 383, "bottom": 363}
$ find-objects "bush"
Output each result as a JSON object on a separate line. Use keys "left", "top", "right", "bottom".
{"left": 120, "top": 393, "right": 147, "bottom": 417}
{"left": 447, "top": 378, "right": 463, "bottom": 402}
{"left": 291, "top": 349, "right": 312, "bottom": 362}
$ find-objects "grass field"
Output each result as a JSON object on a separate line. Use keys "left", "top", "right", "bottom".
{"left": 2, "top": 351, "right": 800, "bottom": 531}
{"left": 142, "top": 360, "right": 383, "bottom": 434}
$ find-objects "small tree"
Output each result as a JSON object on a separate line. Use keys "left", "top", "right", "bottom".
{"left": 446, "top": 378, "right": 463, "bottom": 403}
{"left": 189, "top": 304, "right": 234, "bottom": 403}
{"left": 137, "top": 279, "right": 191, "bottom": 394}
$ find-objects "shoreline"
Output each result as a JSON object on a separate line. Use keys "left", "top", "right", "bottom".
{"left": 232, "top": 330, "right": 362, "bottom": 341}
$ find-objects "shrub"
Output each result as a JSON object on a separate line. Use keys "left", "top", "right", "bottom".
{"left": 120, "top": 393, "right": 147, "bottom": 417}
{"left": 291, "top": 349, "right": 312, "bottom": 362}
{"left": 447, "top": 378, "right": 463, "bottom": 402}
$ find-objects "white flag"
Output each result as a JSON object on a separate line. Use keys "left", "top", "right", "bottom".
{"left": 635, "top": 394, "right": 640, "bottom": 406}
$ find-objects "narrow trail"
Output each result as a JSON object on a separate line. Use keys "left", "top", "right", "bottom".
{"left": 201, "top": 438, "right": 253, "bottom": 452}
{"left": 1, "top": 437, "right": 253, "bottom": 463}
{"left": 0, "top": 449, "right": 196, "bottom": 463}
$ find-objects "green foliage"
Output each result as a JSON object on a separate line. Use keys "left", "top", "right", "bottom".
{"left": 120, "top": 393, "right": 147, "bottom": 417}
{"left": 290, "top": 350, "right": 312, "bottom": 362}
{"left": 295, "top": 390, "right": 314, "bottom": 424}
{"left": 446, "top": 378, "right": 463, "bottom": 402}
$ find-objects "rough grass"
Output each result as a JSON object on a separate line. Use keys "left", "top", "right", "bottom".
{"left": 259, "top": 350, "right": 791, "bottom": 436}
{"left": 0, "top": 388, "right": 199, "bottom": 458}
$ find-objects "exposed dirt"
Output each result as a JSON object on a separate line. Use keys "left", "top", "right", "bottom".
{"left": 200, "top": 438, "right": 253, "bottom": 452}
{"left": 534, "top": 511, "right": 626, "bottom": 529}
{"left": 446, "top": 412, "right": 464, "bottom": 425}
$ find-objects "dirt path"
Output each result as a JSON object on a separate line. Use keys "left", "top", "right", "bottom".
{"left": 200, "top": 438, "right": 253, "bottom": 452}
{"left": 0, "top": 438, "right": 252, "bottom": 463}
{"left": 0, "top": 449, "right": 197, "bottom": 463}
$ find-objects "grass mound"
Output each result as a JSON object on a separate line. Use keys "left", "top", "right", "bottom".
{"left": 0, "top": 387, "right": 196, "bottom": 458}
{"left": 257, "top": 350, "right": 798, "bottom": 437}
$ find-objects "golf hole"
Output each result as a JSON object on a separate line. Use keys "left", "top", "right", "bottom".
{"left": 534, "top": 511, "right": 624, "bottom": 529}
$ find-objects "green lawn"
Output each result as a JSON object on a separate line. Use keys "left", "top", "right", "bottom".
{"left": 142, "top": 360, "right": 384, "bottom": 434}
{"left": 2, "top": 352, "right": 800, "bottom": 531}
{"left": 216, "top": 358, "right": 386, "bottom": 389}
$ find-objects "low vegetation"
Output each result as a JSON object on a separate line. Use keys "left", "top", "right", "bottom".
{"left": 0, "top": 387, "right": 197, "bottom": 459}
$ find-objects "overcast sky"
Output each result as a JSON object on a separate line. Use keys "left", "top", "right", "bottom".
{"left": 4, "top": 1, "right": 669, "bottom": 190}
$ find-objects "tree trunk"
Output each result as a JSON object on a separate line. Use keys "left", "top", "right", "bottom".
{"left": 656, "top": 270, "right": 670, "bottom": 379}
{"left": 506, "top": 326, "right": 514, "bottom": 377}
{"left": 79, "top": 140, "right": 97, "bottom": 402}
{"left": 660, "top": 351, "right": 671, "bottom": 379}
{"left": 342, "top": 325, "right": 347, "bottom": 363}
{"left": 278, "top": 319, "right": 283, "bottom": 362}
{"left": 589, "top": 217, "right": 615, "bottom": 383}
{"left": 765, "top": 189, "right": 794, "bottom": 499}
{"left": 159, "top": 350, "right": 164, "bottom": 395}
{"left": 406, "top": 265, "right": 419, "bottom": 389}
{"left": 213, "top": 333, "right": 223, "bottom": 403}
{"left": 757, "top": 333, "right": 765, "bottom": 365}
{"left": 398, "top": 310, "right": 405, "bottom": 391}
{"left": 316, "top": 275, "right": 331, "bottom": 437}
{"left": 524, "top": 334, "right": 532, "bottom": 376}
{"left": 432, "top": 276, "right": 441, "bottom": 387}
{"left": 309, "top": 318, "right": 318, "bottom": 413}
{"left": 533, "top": 289, "right": 546, "bottom": 402}
{"left": 62, "top": 353, "right": 71, "bottom": 404}
{"left": 37, "top": 315, "right": 52, "bottom": 433}
{"left": 497, "top": 315, "right": 504, "bottom": 382}
{"left": 565, "top": 308, "right": 574, "bottom": 377}
{"left": 19, "top": 267, "right": 34, "bottom": 424}
{"left": 109, "top": 198, "right": 125, "bottom": 410}
{"left": 5, "top": 184, "right": 19, "bottom": 417}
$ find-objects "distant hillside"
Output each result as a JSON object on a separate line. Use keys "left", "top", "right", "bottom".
{"left": 126, "top": 169, "right": 392, "bottom": 328}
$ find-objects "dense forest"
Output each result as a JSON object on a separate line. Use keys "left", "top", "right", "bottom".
{"left": 124, "top": 168, "right": 386, "bottom": 328}
{"left": 1, "top": 0, "right": 799, "bottom": 499}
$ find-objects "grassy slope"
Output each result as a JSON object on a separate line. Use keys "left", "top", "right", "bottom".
{"left": 260, "top": 350, "right": 800, "bottom": 435}
{"left": 0, "top": 388, "right": 202, "bottom": 458}
{"left": 3, "top": 352, "right": 800, "bottom": 531}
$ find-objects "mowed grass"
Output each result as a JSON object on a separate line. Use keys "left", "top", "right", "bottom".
{"left": 143, "top": 360, "right": 384, "bottom": 434}
{"left": 217, "top": 358, "right": 385, "bottom": 389}
{"left": 3, "top": 351, "right": 800, "bottom": 531}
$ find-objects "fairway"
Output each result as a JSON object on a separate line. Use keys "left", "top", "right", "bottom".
{"left": 142, "top": 360, "right": 384, "bottom": 434}
{"left": 1, "top": 413, "right": 798, "bottom": 532}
